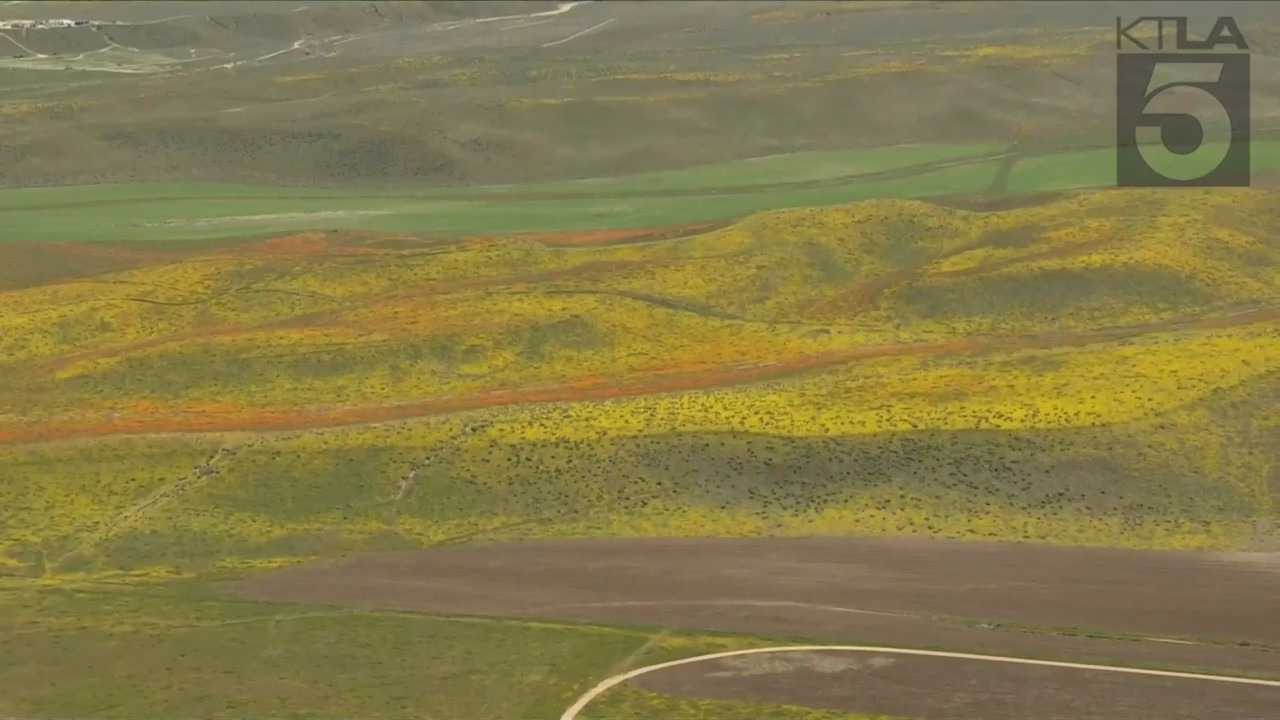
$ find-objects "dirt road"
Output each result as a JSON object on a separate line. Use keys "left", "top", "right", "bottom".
{"left": 562, "top": 646, "right": 1280, "bottom": 720}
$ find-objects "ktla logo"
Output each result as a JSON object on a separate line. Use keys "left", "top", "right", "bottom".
{"left": 1115, "top": 16, "right": 1250, "bottom": 187}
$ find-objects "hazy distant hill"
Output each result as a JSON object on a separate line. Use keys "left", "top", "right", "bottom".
{"left": 2, "top": 0, "right": 1279, "bottom": 188}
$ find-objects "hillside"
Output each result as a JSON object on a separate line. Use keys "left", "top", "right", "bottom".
{"left": 1, "top": 187, "right": 1277, "bottom": 579}
{"left": 7, "top": 3, "right": 1280, "bottom": 717}
{"left": 3, "top": 1, "right": 1279, "bottom": 188}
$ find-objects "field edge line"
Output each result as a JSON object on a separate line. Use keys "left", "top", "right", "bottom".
{"left": 558, "top": 644, "right": 1280, "bottom": 720}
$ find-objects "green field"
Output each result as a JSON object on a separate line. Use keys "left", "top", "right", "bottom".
{"left": 5, "top": 141, "right": 1279, "bottom": 243}
{"left": 1007, "top": 140, "right": 1280, "bottom": 193}
{"left": 0, "top": 143, "right": 999, "bottom": 242}
{"left": 0, "top": 579, "right": 891, "bottom": 720}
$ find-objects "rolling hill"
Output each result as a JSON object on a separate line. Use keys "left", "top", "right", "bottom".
{"left": 6, "top": 2, "right": 1280, "bottom": 718}
{"left": 2, "top": 187, "right": 1277, "bottom": 580}
{"left": 3, "top": 1, "right": 1279, "bottom": 188}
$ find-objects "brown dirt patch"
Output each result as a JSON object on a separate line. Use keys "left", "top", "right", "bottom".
{"left": 224, "top": 231, "right": 387, "bottom": 257}
{"left": 926, "top": 190, "right": 1075, "bottom": 212}
{"left": 637, "top": 649, "right": 1280, "bottom": 720}
{"left": 463, "top": 221, "right": 731, "bottom": 248}
{"left": 0, "top": 241, "right": 182, "bottom": 290}
{"left": 1249, "top": 169, "right": 1280, "bottom": 190}
{"left": 234, "top": 537, "right": 1280, "bottom": 678}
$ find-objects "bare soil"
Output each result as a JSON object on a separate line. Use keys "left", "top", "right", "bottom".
{"left": 636, "top": 650, "right": 1280, "bottom": 720}
{"left": 146, "top": 210, "right": 391, "bottom": 227}
{"left": 924, "top": 190, "right": 1074, "bottom": 213}
{"left": 234, "top": 537, "right": 1280, "bottom": 677}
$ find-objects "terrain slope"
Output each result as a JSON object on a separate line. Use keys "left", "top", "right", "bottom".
{"left": 2, "top": 187, "right": 1278, "bottom": 580}
{"left": 6, "top": 2, "right": 1280, "bottom": 718}
{"left": 3, "top": 1, "right": 1280, "bottom": 187}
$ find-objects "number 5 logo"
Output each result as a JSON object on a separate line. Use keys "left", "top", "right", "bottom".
{"left": 1116, "top": 53, "right": 1250, "bottom": 187}
{"left": 1136, "top": 62, "right": 1232, "bottom": 181}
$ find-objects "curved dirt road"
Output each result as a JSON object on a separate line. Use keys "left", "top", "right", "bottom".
{"left": 559, "top": 645, "right": 1280, "bottom": 720}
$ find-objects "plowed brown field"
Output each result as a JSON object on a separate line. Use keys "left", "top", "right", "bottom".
{"left": 634, "top": 649, "right": 1280, "bottom": 720}
{"left": 235, "top": 537, "right": 1280, "bottom": 679}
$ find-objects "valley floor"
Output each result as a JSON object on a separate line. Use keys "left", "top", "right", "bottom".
{"left": 236, "top": 536, "right": 1280, "bottom": 718}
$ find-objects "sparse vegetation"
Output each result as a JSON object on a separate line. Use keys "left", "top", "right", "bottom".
{"left": 0, "top": 582, "right": 806, "bottom": 720}
{"left": 4, "top": 1, "right": 1280, "bottom": 717}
